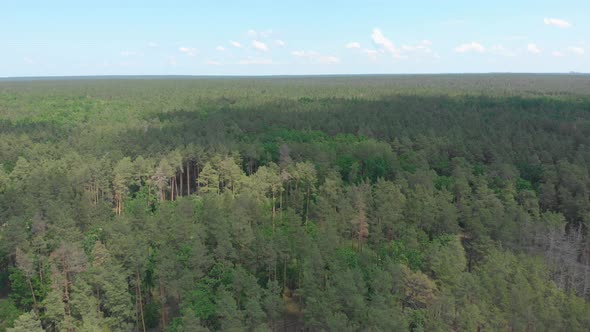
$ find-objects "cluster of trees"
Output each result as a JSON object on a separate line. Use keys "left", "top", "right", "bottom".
{"left": 1, "top": 75, "right": 590, "bottom": 331}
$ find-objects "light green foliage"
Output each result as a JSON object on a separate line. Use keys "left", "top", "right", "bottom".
{"left": 198, "top": 162, "right": 219, "bottom": 194}
{"left": 0, "top": 166, "right": 8, "bottom": 193}
{"left": 86, "top": 241, "right": 133, "bottom": 331}
{"left": 427, "top": 235, "right": 467, "bottom": 288}
{"left": 6, "top": 311, "right": 43, "bottom": 332}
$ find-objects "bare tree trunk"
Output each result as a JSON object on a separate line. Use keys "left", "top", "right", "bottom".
{"left": 279, "top": 189, "right": 283, "bottom": 220}
{"left": 27, "top": 278, "right": 38, "bottom": 312}
{"left": 186, "top": 161, "right": 190, "bottom": 195}
{"left": 305, "top": 185, "right": 310, "bottom": 225}
{"left": 63, "top": 258, "right": 73, "bottom": 332}
{"left": 93, "top": 179, "right": 98, "bottom": 205}
{"left": 38, "top": 260, "right": 44, "bottom": 285}
{"left": 137, "top": 270, "right": 146, "bottom": 332}
{"left": 170, "top": 177, "right": 175, "bottom": 200}
{"left": 134, "top": 284, "right": 139, "bottom": 332}
{"left": 272, "top": 191, "right": 276, "bottom": 232}
{"left": 180, "top": 171, "right": 183, "bottom": 198}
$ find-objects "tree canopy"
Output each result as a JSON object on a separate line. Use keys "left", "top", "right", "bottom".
{"left": 1, "top": 75, "right": 590, "bottom": 331}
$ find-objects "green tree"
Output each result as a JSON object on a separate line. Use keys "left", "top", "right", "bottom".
{"left": 113, "top": 157, "right": 134, "bottom": 215}
{"left": 6, "top": 311, "right": 43, "bottom": 332}
{"left": 198, "top": 162, "right": 220, "bottom": 194}
{"left": 427, "top": 235, "right": 467, "bottom": 288}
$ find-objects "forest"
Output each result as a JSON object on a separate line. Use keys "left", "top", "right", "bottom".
{"left": 1, "top": 74, "right": 590, "bottom": 331}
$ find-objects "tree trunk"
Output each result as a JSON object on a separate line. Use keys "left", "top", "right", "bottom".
{"left": 159, "top": 278, "right": 166, "bottom": 329}
{"left": 38, "top": 260, "right": 44, "bottom": 285}
{"left": 170, "top": 177, "right": 175, "bottom": 200}
{"left": 134, "top": 285, "right": 140, "bottom": 332}
{"left": 283, "top": 257, "right": 287, "bottom": 290}
{"left": 186, "top": 161, "right": 190, "bottom": 196}
{"left": 305, "top": 185, "right": 311, "bottom": 225}
{"left": 137, "top": 270, "right": 146, "bottom": 332}
{"left": 195, "top": 164, "right": 200, "bottom": 194}
{"left": 94, "top": 178, "right": 99, "bottom": 205}
{"left": 180, "top": 171, "right": 183, "bottom": 198}
{"left": 279, "top": 189, "right": 283, "bottom": 219}
{"left": 63, "top": 258, "right": 73, "bottom": 332}
{"left": 272, "top": 191, "right": 276, "bottom": 232}
{"left": 27, "top": 278, "right": 38, "bottom": 312}
{"left": 97, "top": 288, "right": 101, "bottom": 315}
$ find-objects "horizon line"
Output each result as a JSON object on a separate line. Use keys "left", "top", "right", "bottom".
{"left": 1, "top": 72, "right": 588, "bottom": 81}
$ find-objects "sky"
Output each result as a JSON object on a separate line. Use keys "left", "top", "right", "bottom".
{"left": 1, "top": 0, "right": 589, "bottom": 77}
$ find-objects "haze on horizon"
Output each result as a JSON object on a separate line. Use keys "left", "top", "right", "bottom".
{"left": 2, "top": 0, "right": 589, "bottom": 77}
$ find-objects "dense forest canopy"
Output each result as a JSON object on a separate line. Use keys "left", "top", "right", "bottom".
{"left": 1, "top": 74, "right": 590, "bottom": 331}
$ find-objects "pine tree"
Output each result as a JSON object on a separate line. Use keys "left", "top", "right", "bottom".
{"left": 7, "top": 311, "right": 43, "bottom": 332}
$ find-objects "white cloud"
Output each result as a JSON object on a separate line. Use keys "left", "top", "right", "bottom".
{"left": 237, "top": 57, "right": 273, "bottom": 65}
{"left": 216, "top": 46, "right": 226, "bottom": 51}
{"left": 401, "top": 40, "right": 433, "bottom": 55}
{"left": 552, "top": 51, "right": 565, "bottom": 57}
{"left": 527, "top": 43, "right": 541, "bottom": 54}
{"left": 247, "top": 29, "right": 257, "bottom": 38}
{"left": 490, "top": 44, "right": 517, "bottom": 57}
{"left": 206, "top": 60, "right": 222, "bottom": 66}
{"left": 230, "top": 40, "right": 243, "bottom": 48}
{"left": 371, "top": 28, "right": 401, "bottom": 57}
{"left": 291, "top": 50, "right": 340, "bottom": 64}
{"left": 292, "top": 50, "right": 315, "bottom": 57}
{"left": 168, "top": 56, "right": 177, "bottom": 66}
{"left": 179, "top": 47, "right": 197, "bottom": 56}
{"left": 317, "top": 56, "right": 340, "bottom": 64}
{"left": 252, "top": 40, "right": 269, "bottom": 52}
{"left": 147, "top": 41, "right": 159, "bottom": 48}
{"left": 357, "top": 32, "right": 434, "bottom": 61}
{"left": 345, "top": 42, "right": 361, "bottom": 49}
{"left": 454, "top": 42, "right": 485, "bottom": 53}
{"left": 568, "top": 46, "right": 585, "bottom": 55}
{"left": 275, "top": 40, "right": 286, "bottom": 47}
{"left": 362, "top": 49, "right": 380, "bottom": 61}
{"left": 23, "top": 57, "right": 34, "bottom": 64}
{"left": 544, "top": 18, "right": 572, "bottom": 28}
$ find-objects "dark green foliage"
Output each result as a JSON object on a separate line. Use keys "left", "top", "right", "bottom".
{"left": 0, "top": 299, "right": 20, "bottom": 331}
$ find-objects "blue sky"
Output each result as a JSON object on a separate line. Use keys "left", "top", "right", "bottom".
{"left": 1, "top": 0, "right": 589, "bottom": 76}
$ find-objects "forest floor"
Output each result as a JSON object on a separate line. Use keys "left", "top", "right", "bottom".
{"left": 281, "top": 289, "right": 304, "bottom": 331}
